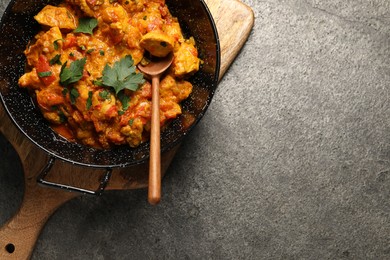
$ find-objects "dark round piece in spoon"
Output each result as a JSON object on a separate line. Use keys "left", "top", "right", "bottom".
{"left": 138, "top": 53, "right": 174, "bottom": 205}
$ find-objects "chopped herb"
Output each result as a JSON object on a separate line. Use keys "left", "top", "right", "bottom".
{"left": 69, "top": 52, "right": 74, "bottom": 57}
{"left": 128, "top": 118, "right": 134, "bottom": 125}
{"left": 118, "top": 110, "right": 125, "bottom": 115}
{"left": 70, "top": 88, "right": 79, "bottom": 104}
{"left": 74, "top": 17, "right": 98, "bottom": 35}
{"left": 86, "top": 91, "right": 93, "bottom": 110}
{"left": 49, "top": 54, "right": 62, "bottom": 65}
{"left": 80, "top": 45, "right": 86, "bottom": 51}
{"left": 99, "top": 89, "right": 111, "bottom": 99}
{"left": 124, "top": 0, "right": 129, "bottom": 4}
{"left": 62, "top": 88, "right": 68, "bottom": 97}
{"left": 58, "top": 110, "right": 67, "bottom": 123}
{"left": 117, "top": 91, "right": 130, "bottom": 111}
{"left": 38, "top": 71, "right": 52, "bottom": 77}
{"left": 93, "top": 79, "right": 103, "bottom": 86}
{"left": 53, "top": 39, "right": 63, "bottom": 50}
{"left": 99, "top": 50, "right": 105, "bottom": 56}
{"left": 87, "top": 48, "right": 95, "bottom": 54}
{"left": 102, "top": 55, "right": 144, "bottom": 94}
{"left": 60, "top": 58, "right": 87, "bottom": 86}
{"left": 143, "top": 15, "right": 147, "bottom": 20}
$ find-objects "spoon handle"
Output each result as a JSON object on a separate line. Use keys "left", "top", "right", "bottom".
{"left": 148, "top": 75, "right": 161, "bottom": 205}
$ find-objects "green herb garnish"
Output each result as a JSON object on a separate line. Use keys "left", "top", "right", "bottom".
{"left": 93, "top": 79, "right": 103, "bottom": 86}
{"left": 49, "top": 54, "right": 62, "bottom": 65}
{"left": 53, "top": 39, "right": 63, "bottom": 50}
{"left": 62, "top": 88, "right": 68, "bottom": 97}
{"left": 60, "top": 58, "right": 86, "bottom": 86}
{"left": 38, "top": 71, "right": 52, "bottom": 77}
{"left": 86, "top": 91, "right": 93, "bottom": 110}
{"left": 99, "top": 89, "right": 111, "bottom": 100}
{"left": 117, "top": 91, "right": 130, "bottom": 113}
{"left": 102, "top": 55, "right": 144, "bottom": 94}
{"left": 70, "top": 88, "right": 79, "bottom": 104}
{"left": 59, "top": 111, "right": 67, "bottom": 123}
{"left": 74, "top": 17, "right": 98, "bottom": 35}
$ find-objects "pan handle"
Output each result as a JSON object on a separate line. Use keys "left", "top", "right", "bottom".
{"left": 37, "top": 156, "right": 112, "bottom": 195}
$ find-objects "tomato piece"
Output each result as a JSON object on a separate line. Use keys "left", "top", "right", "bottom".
{"left": 36, "top": 87, "right": 65, "bottom": 111}
{"left": 63, "top": 34, "right": 77, "bottom": 49}
{"left": 36, "top": 55, "right": 56, "bottom": 86}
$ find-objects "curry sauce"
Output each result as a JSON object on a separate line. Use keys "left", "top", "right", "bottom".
{"left": 18, "top": 0, "right": 200, "bottom": 149}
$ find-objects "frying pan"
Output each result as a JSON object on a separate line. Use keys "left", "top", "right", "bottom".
{"left": 0, "top": 0, "right": 220, "bottom": 172}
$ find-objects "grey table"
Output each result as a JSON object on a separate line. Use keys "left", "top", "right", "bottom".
{"left": 1, "top": 0, "right": 390, "bottom": 259}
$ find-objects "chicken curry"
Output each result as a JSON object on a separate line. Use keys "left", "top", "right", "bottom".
{"left": 18, "top": 0, "right": 200, "bottom": 149}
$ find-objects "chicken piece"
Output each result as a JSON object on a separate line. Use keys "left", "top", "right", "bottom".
{"left": 91, "top": 89, "right": 118, "bottom": 120}
{"left": 140, "top": 31, "right": 174, "bottom": 57}
{"left": 77, "top": 0, "right": 105, "bottom": 17}
{"left": 159, "top": 75, "right": 192, "bottom": 102}
{"left": 134, "top": 2, "right": 164, "bottom": 34}
{"left": 24, "top": 27, "right": 63, "bottom": 67}
{"left": 36, "top": 85, "right": 65, "bottom": 111}
{"left": 118, "top": 0, "right": 144, "bottom": 14}
{"left": 121, "top": 117, "right": 144, "bottom": 147}
{"left": 172, "top": 39, "right": 200, "bottom": 77}
{"left": 99, "top": 5, "right": 132, "bottom": 45}
{"left": 34, "top": 5, "right": 76, "bottom": 30}
{"left": 163, "top": 18, "right": 184, "bottom": 42}
{"left": 18, "top": 68, "right": 45, "bottom": 90}
{"left": 158, "top": 75, "right": 192, "bottom": 124}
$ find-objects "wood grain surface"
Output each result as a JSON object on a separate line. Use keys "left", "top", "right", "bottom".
{"left": 0, "top": 0, "right": 254, "bottom": 259}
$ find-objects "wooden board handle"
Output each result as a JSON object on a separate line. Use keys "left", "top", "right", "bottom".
{"left": 0, "top": 190, "right": 77, "bottom": 259}
{"left": 0, "top": 161, "right": 78, "bottom": 259}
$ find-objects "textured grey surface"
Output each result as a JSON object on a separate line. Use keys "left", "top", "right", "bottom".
{"left": 1, "top": 0, "right": 390, "bottom": 259}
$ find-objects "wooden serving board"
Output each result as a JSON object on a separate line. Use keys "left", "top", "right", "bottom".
{"left": 0, "top": 0, "right": 254, "bottom": 259}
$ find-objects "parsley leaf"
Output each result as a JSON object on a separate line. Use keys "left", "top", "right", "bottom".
{"left": 99, "top": 89, "right": 111, "bottom": 100}
{"left": 53, "top": 39, "right": 63, "bottom": 50}
{"left": 60, "top": 58, "right": 86, "bottom": 86}
{"left": 74, "top": 17, "right": 98, "bottom": 35}
{"left": 49, "top": 54, "right": 62, "bottom": 65}
{"left": 62, "top": 88, "right": 68, "bottom": 97}
{"left": 86, "top": 91, "right": 93, "bottom": 110}
{"left": 117, "top": 91, "right": 130, "bottom": 113}
{"left": 93, "top": 78, "right": 103, "bottom": 86}
{"left": 102, "top": 55, "right": 144, "bottom": 94}
{"left": 38, "top": 71, "right": 52, "bottom": 77}
{"left": 59, "top": 111, "right": 67, "bottom": 123}
{"left": 70, "top": 88, "right": 79, "bottom": 104}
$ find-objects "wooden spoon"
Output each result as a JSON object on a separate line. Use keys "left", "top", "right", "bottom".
{"left": 138, "top": 53, "right": 174, "bottom": 205}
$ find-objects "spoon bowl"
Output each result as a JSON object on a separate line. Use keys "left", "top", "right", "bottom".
{"left": 138, "top": 53, "right": 174, "bottom": 205}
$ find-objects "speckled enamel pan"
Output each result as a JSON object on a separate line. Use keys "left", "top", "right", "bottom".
{"left": 0, "top": 0, "right": 220, "bottom": 168}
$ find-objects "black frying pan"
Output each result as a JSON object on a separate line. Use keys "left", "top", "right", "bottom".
{"left": 0, "top": 0, "right": 220, "bottom": 168}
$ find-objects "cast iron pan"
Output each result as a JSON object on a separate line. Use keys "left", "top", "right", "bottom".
{"left": 0, "top": 0, "right": 220, "bottom": 168}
